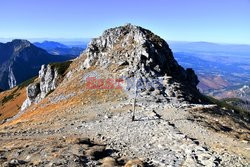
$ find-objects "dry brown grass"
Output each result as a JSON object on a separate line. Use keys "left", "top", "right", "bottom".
{"left": 0, "top": 65, "right": 126, "bottom": 129}
{"left": 124, "top": 159, "right": 144, "bottom": 167}
{"left": 0, "top": 87, "right": 26, "bottom": 122}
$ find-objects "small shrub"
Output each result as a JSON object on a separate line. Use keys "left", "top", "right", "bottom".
{"left": 1, "top": 93, "right": 15, "bottom": 104}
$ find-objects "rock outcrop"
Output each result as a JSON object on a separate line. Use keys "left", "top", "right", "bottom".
{"left": 82, "top": 24, "right": 202, "bottom": 103}
{"left": 21, "top": 64, "right": 59, "bottom": 111}
{"left": 39, "top": 64, "right": 59, "bottom": 98}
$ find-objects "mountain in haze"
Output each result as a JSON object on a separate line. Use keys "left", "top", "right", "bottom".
{"left": 213, "top": 84, "right": 250, "bottom": 101}
{"left": 0, "top": 39, "right": 73, "bottom": 90}
{"left": 34, "top": 41, "right": 86, "bottom": 57}
{"left": 170, "top": 42, "right": 250, "bottom": 100}
{"left": 169, "top": 41, "right": 250, "bottom": 54}
{"left": 33, "top": 41, "right": 68, "bottom": 50}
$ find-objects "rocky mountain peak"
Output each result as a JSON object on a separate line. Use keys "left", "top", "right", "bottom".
{"left": 82, "top": 24, "right": 201, "bottom": 102}
{"left": 11, "top": 39, "right": 31, "bottom": 46}
{"left": 10, "top": 39, "right": 31, "bottom": 53}
{"left": 83, "top": 24, "right": 194, "bottom": 80}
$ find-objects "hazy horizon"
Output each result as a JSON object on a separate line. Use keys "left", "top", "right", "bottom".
{"left": 1, "top": 37, "right": 250, "bottom": 46}
{"left": 0, "top": 0, "right": 250, "bottom": 44}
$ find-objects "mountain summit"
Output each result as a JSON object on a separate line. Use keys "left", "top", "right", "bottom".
{"left": 0, "top": 25, "right": 248, "bottom": 166}
{"left": 82, "top": 24, "right": 201, "bottom": 102}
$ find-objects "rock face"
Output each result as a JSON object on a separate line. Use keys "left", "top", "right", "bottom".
{"left": 82, "top": 24, "right": 201, "bottom": 103}
{"left": 0, "top": 39, "right": 72, "bottom": 90}
{"left": 39, "top": 64, "right": 59, "bottom": 98}
{"left": 21, "top": 64, "right": 59, "bottom": 111}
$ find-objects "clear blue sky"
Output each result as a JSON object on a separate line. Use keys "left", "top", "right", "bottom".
{"left": 0, "top": 0, "right": 250, "bottom": 44}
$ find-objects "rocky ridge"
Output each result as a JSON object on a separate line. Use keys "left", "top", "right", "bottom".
{"left": 82, "top": 24, "right": 201, "bottom": 103}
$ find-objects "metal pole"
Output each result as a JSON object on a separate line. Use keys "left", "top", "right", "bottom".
{"left": 132, "top": 82, "right": 137, "bottom": 121}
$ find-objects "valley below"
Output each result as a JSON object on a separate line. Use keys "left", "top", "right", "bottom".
{"left": 171, "top": 42, "right": 250, "bottom": 111}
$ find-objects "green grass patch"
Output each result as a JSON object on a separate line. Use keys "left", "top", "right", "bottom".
{"left": 17, "top": 76, "right": 37, "bottom": 89}
{"left": 205, "top": 96, "right": 250, "bottom": 122}
{"left": 50, "top": 61, "right": 72, "bottom": 76}
{"left": 222, "top": 98, "right": 249, "bottom": 104}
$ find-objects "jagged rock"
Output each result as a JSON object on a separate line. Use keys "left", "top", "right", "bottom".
{"left": 21, "top": 64, "right": 59, "bottom": 111}
{"left": 27, "top": 83, "right": 41, "bottom": 100}
{"left": 20, "top": 83, "right": 40, "bottom": 111}
{"left": 39, "top": 64, "right": 59, "bottom": 98}
{"left": 81, "top": 24, "right": 202, "bottom": 103}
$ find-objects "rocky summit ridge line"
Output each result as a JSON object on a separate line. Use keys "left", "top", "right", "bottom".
{"left": 82, "top": 24, "right": 202, "bottom": 103}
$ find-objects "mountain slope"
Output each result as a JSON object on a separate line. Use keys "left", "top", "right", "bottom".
{"left": 0, "top": 39, "right": 73, "bottom": 90}
{"left": 0, "top": 25, "right": 249, "bottom": 166}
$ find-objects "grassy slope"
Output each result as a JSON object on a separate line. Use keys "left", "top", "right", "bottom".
{"left": 205, "top": 96, "right": 250, "bottom": 123}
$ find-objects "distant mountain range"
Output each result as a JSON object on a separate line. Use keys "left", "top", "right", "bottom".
{"left": 169, "top": 41, "right": 250, "bottom": 54}
{"left": 1, "top": 39, "right": 249, "bottom": 101}
{"left": 34, "top": 41, "right": 68, "bottom": 50}
{"left": 0, "top": 39, "right": 74, "bottom": 90}
{"left": 170, "top": 42, "right": 250, "bottom": 101}
{"left": 33, "top": 41, "right": 86, "bottom": 57}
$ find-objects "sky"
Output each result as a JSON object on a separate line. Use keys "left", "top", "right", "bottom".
{"left": 0, "top": 0, "right": 250, "bottom": 44}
